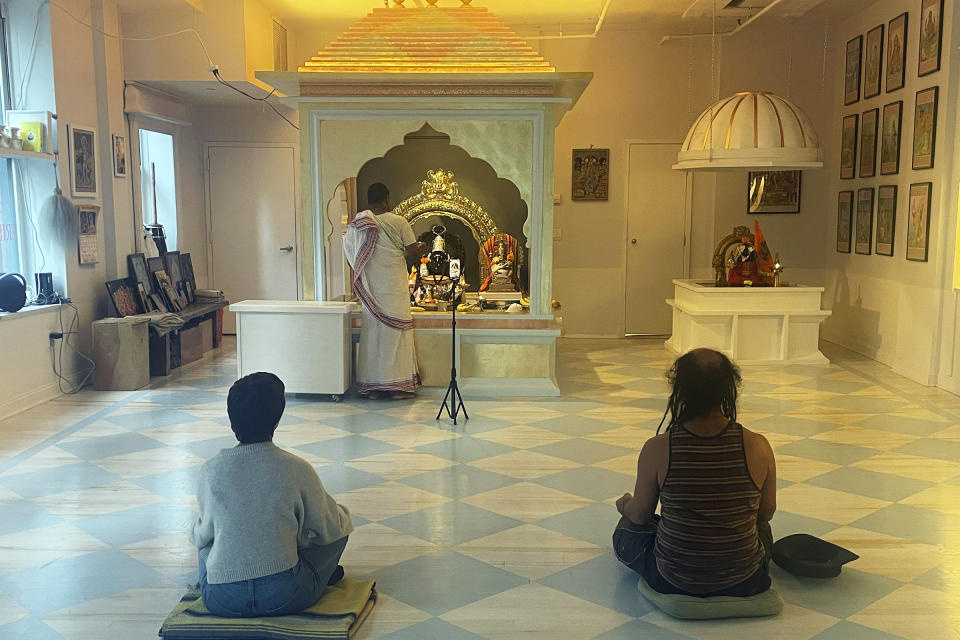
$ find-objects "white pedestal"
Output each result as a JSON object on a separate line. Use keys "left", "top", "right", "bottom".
{"left": 665, "top": 280, "right": 831, "bottom": 364}
{"left": 230, "top": 300, "right": 358, "bottom": 396}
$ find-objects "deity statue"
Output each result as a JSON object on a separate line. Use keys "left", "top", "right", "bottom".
{"left": 480, "top": 233, "right": 523, "bottom": 293}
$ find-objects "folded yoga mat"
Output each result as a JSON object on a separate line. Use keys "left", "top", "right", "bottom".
{"left": 159, "top": 578, "right": 376, "bottom": 640}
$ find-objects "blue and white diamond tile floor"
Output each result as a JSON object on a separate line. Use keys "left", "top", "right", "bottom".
{"left": 0, "top": 337, "right": 959, "bottom": 639}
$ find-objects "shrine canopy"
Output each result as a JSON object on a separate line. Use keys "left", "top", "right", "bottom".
{"left": 300, "top": 6, "right": 555, "bottom": 74}
{"left": 258, "top": 4, "right": 590, "bottom": 107}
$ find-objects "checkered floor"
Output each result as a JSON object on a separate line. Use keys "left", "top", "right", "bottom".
{"left": 1, "top": 338, "right": 958, "bottom": 639}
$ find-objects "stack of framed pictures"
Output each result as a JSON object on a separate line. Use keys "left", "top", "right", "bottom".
{"left": 105, "top": 279, "right": 144, "bottom": 317}
{"left": 131, "top": 252, "right": 200, "bottom": 313}
{"left": 836, "top": 2, "right": 943, "bottom": 263}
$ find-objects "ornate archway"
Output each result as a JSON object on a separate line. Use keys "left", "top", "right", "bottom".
{"left": 393, "top": 169, "right": 500, "bottom": 248}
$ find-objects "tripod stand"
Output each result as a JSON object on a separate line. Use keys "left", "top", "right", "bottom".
{"left": 436, "top": 278, "right": 468, "bottom": 425}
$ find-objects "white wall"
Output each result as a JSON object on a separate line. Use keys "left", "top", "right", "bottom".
{"left": 545, "top": 22, "right": 832, "bottom": 337}
{"left": 820, "top": 0, "right": 957, "bottom": 386}
{"left": 0, "top": 0, "right": 134, "bottom": 419}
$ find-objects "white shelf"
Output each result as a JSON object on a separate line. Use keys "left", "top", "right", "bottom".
{"left": 0, "top": 147, "right": 54, "bottom": 161}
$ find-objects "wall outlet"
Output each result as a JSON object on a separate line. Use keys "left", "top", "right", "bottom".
{"left": 553, "top": 228, "right": 562, "bottom": 240}
{"left": 553, "top": 193, "right": 562, "bottom": 205}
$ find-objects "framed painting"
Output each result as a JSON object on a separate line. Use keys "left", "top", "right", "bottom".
{"left": 886, "top": 12, "right": 908, "bottom": 92}
{"left": 747, "top": 171, "right": 801, "bottom": 213}
{"left": 906, "top": 182, "right": 933, "bottom": 261}
{"left": 837, "top": 191, "right": 854, "bottom": 254}
{"left": 127, "top": 253, "right": 153, "bottom": 294}
{"left": 68, "top": 124, "right": 98, "bottom": 198}
{"left": 864, "top": 24, "right": 884, "bottom": 99}
{"left": 912, "top": 86, "right": 939, "bottom": 170}
{"left": 845, "top": 35, "right": 862, "bottom": 105}
{"left": 147, "top": 255, "right": 165, "bottom": 275}
{"left": 572, "top": 148, "right": 609, "bottom": 201}
{"left": 859, "top": 108, "right": 878, "bottom": 178}
{"left": 112, "top": 134, "right": 127, "bottom": 177}
{"left": 150, "top": 292, "right": 169, "bottom": 313}
{"left": 840, "top": 114, "right": 859, "bottom": 179}
{"left": 918, "top": 0, "right": 944, "bottom": 76}
{"left": 880, "top": 101, "right": 902, "bottom": 175}
{"left": 876, "top": 185, "right": 898, "bottom": 257}
{"left": 181, "top": 253, "right": 197, "bottom": 303}
{"left": 105, "top": 278, "right": 142, "bottom": 317}
{"left": 77, "top": 205, "right": 99, "bottom": 265}
{"left": 855, "top": 188, "right": 874, "bottom": 255}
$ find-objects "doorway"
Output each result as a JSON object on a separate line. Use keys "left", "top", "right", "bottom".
{"left": 624, "top": 142, "right": 691, "bottom": 336}
{"left": 206, "top": 144, "right": 299, "bottom": 334}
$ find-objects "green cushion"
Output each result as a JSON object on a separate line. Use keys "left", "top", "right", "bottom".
{"left": 637, "top": 578, "right": 783, "bottom": 620}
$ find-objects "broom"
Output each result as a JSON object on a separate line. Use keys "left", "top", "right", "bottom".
{"left": 37, "top": 151, "right": 77, "bottom": 255}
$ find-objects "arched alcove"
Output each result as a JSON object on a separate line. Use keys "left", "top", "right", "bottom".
{"left": 356, "top": 124, "right": 529, "bottom": 291}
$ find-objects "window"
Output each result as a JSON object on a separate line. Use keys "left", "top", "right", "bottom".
{"left": 0, "top": 9, "right": 19, "bottom": 275}
{"left": 138, "top": 129, "right": 178, "bottom": 250}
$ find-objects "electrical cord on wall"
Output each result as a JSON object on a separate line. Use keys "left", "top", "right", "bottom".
{"left": 211, "top": 68, "right": 299, "bottom": 130}
{"left": 51, "top": 302, "right": 96, "bottom": 395}
{"left": 39, "top": 1, "right": 299, "bottom": 130}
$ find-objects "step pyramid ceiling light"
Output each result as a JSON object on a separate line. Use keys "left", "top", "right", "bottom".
{"left": 673, "top": 91, "right": 823, "bottom": 171}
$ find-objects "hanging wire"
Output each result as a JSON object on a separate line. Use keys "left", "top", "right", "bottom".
{"left": 819, "top": 13, "right": 831, "bottom": 108}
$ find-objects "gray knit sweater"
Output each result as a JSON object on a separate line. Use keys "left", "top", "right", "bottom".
{"left": 190, "top": 442, "right": 353, "bottom": 584}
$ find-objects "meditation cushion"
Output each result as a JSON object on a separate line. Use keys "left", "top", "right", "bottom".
{"left": 637, "top": 578, "right": 783, "bottom": 620}
{"left": 159, "top": 577, "right": 376, "bottom": 639}
{"left": 772, "top": 534, "right": 859, "bottom": 578}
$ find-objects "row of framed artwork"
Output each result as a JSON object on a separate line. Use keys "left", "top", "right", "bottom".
{"left": 840, "top": 85, "right": 937, "bottom": 179}
{"left": 67, "top": 124, "right": 126, "bottom": 200}
{"left": 844, "top": 0, "right": 943, "bottom": 106}
{"left": 836, "top": 182, "right": 932, "bottom": 261}
{"left": 106, "top": 251, "right": 198, "bottom": 317}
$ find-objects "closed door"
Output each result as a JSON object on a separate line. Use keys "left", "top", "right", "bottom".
{"left": 208, "top": 145, "right": 298, "bottom": 333}
{"left": 625, "top": 143, "right": 690, "bottom": 335}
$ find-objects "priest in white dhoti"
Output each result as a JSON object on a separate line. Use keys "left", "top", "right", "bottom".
{"left": 343, "top": 183, "right": 427, "bottom": 399}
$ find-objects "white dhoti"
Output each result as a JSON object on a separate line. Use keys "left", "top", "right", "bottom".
{"left": 343, "top": 210, "right": 420, "bottom": 394}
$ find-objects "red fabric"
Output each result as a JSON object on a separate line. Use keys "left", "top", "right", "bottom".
{"left": 753, "top": 221, "right": 775, "bottom": 285}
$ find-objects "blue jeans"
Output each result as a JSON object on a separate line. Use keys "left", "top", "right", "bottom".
{"left": 198, "top": 536, "right": 348, "bottom": 618}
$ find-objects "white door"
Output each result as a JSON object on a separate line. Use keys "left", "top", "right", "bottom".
{"left": 625, "top": 143, "right": 690, "bottom": 336}
{"left": 208, "top": 145, "right": 298, "bottom": 334}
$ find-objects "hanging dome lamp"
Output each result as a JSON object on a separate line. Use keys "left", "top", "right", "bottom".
{"left": 673, "top": 90, "right": 823, "bottom": 171}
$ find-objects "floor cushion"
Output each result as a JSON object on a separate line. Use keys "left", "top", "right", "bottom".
{"left": 159, "top": 578, "right": 376, "bottom": 639}
{"left": 637, "top": 577, "right": 783, "bottom": 620}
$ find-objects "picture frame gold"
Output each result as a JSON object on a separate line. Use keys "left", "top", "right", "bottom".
{"left": 886, "top": 12, "right": 908, "bottom": 92}
{"left": 837, "top": 191, "right": 854, "bottom": 254}
{"left": 844, "top": 35, "right": 862, "bottom": 105}
{"left": 571, "top": 148, "right": 609, "bottom": 201}
{"left": 876, "top": 185, "right": 897, "bottom": 257}
{"left": 880, "top": 101, "right": 902, "bottom": 175}
{"left": 863, "top": 24, "right": 884, "bottom": 99}
{"left": 855, "top": 187, "right": 874, "bottom": 256}
{"left": 912, "top": 86, "right": 939, "bottom": 170}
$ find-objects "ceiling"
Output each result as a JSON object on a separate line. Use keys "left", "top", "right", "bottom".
{"left": 253, "top": 0, "right": 882, "bottom": 35}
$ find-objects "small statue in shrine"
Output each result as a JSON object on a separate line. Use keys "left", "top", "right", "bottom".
{"left": 726, "top": 236, "right": 759, "bottom": 286}
{"left": 480, "top": 233, "right": 523, "bottom": 293}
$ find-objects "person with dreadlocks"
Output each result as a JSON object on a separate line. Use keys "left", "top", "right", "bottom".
{"left": 613, "top": 348, "right": 777, "bottom": 597}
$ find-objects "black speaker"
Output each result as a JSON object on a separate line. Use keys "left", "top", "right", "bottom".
{"left": 0, "top": 272, "right": 27, "bottom": 312}
{"left": 36, "top": 272, "right": 54, "bottom": 297}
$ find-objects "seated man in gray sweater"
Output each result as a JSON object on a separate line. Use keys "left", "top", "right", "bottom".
{"left": 190, "top": 372, "right": 353, "bottom": 617}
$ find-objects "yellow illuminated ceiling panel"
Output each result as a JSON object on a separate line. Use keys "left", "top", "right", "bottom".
{"left": 299, "top": 7, "right": 555, "bottom": 73}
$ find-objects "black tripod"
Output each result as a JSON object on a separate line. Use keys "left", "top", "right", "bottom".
{"left": 436, "top": 278, "right": 468, "bottom": 425}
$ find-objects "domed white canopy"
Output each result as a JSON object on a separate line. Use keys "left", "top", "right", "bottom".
{"left": 674, "top": 91, "right": 823, "bottom": 171}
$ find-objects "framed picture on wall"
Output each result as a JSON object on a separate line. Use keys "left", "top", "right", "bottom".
{"left": 880, "top": 101, "right": 902, "bottom": 175}
{"left": 837, "top": 191, "right": 854, "bottom": 253}
{"left": 886, "top": 12, "right": 908, "bottom": 92}
{"left": 571, "top": 148, "right": 609, "bottom": 200}
{"left": 112, "top": 134, "right": 126, "bottom": 177}
{"left": 68, "top": 124, "right": 98, "bottom": 198}
{"left": 863, "top": 24, "right": 884, "bottom": 98}
{"left": 876, "top": 185, "right": 897, "bottom": 256}
{"left": 77, "top": 205, "right": 99, "bottom": 265}
{"left": 859, "top": 108, "right": 878, "bottom": 178}
{"left": 747, "top": 171, "right": 801, "bottom": 214}
{"left": 844, "top": 35, "right": 862, "bottom": 105}
{"left": 912, "top": 86, "right": 939, "bottom": 170}
{"left": 918, "top": 0, "right": 944, "bottom": 76}
{"left": 906, "top": 182, "right": 933, "bottom": 261}
{"left": 840, "top": 114, "right": 859, "bottom": 179}
{"left": 855, "top": 188, "right": 874, "bottom": 255}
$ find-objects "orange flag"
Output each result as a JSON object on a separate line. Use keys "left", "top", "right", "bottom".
{"left": 753, "top": 220, "right": 775, "bottom": 284}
